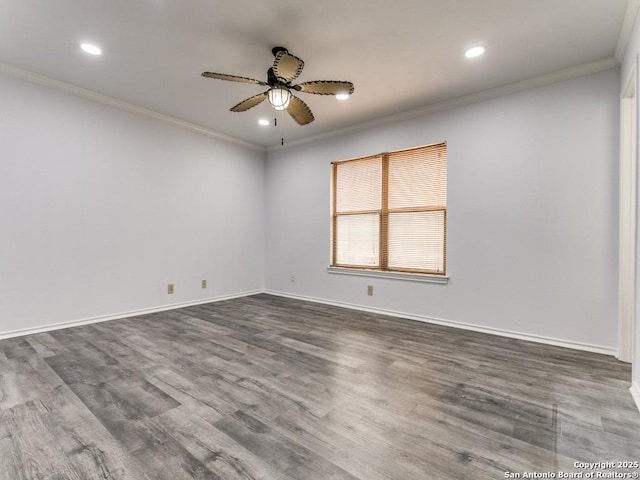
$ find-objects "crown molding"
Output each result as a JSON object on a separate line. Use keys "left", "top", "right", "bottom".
{"left": 266, "top": 57, "right": 620, "bottom": 152}
{"left": 1, "top": 57, "right": 619, "bottom": 156}
{"left": 0, "top": 62, "right": 264, "bottom": 152}
{"left": 615, "top": 0, "right": 640, "bottom": 62}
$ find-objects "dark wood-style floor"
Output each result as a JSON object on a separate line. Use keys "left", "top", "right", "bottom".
{"left": 0, "top": 294, "right": 638, "bottom": 479}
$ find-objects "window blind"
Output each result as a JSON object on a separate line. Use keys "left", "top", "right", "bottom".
{"left": 331, "top": 143, "right": 447, "bottom": 275}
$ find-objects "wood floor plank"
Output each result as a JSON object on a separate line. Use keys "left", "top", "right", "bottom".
{"left": 24, "top": 333, "right": 60, "bottom": 358}
{"left": 146, "top": 366, "right": 236, "bottom": 422}
{"left": 0, "top": 338, "right": 38, "bottom": 359}
{"left": 0, "top": 400, "right": 86, "bottom": 480}
{"left": 215, "top": 410, "right": 360, "bottom": 480}
{"left": 269, "top": 407, "right": 432, "bottom": 480}
{"left": 16, "top": 354, "right": 153, "bottom": 480}
{"left": 158, "top": 405, "right": 291, "bottom": 480}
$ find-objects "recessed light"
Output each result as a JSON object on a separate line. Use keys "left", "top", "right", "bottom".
{"left": 258, "top": 119, "right": 270, "bottom": 126}
{"left": 336, "top": 93, "right": 350, "bottom": 100}
{"left": 465, "top": 46, "right": 486, "bottom": 59}
{"left": 80, "top": 43, "right": 102, "bottom": 55}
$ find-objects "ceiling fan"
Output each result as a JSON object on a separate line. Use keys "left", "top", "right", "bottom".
{"left": 201, "top": 47, "right": 354, "bottom": 126}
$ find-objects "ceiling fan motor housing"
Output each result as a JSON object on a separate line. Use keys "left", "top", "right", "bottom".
{"left": 271, "top": 46, "right": 288, "bottom": 57}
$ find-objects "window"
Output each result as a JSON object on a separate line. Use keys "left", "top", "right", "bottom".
{"left": 331, "top": 142, "right": 447, "bottom": 275}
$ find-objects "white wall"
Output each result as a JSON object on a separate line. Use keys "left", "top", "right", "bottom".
{"left": 0, "top": 64, "right": 623, "bottom": 359}
{"left": 0, "top": 73, "right": 265, "bottom": 336}
{"left": 265, "top": 68, "right": 620, "bottom": 352}
{"left": 621, "top": 7, "right": 640, "bottom": 408}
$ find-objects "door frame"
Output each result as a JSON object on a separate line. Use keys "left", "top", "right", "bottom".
{"left": 619, "top": 67, "right": 637, "bottom": 363}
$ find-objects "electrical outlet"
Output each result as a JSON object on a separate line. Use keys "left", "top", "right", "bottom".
{"left": 167, "top": 283, "right": 174, "bottom": 294}
{"left": 367, "top": 285, "right": 373, "bottom": 296}
{"left": 290, "top": 273, "right": 295, "bottom": 283}
{"left": 201, "top": 279, "right": 207, "bottom": 289}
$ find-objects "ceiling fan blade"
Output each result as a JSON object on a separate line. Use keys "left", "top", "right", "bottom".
{"left": 273, "top": 51, "right": 305, "bottom": 82}
{"left": 293, "top": 81, "right": 354, "bottom": 95}
{"left": 202, "top": 72, "right": 268, "bottom": 86}
{"left": 230, "top": 92, "right": 268, "bottom": 112}
{"left": 287, "top": 95, "right": 314, "bottom": 125}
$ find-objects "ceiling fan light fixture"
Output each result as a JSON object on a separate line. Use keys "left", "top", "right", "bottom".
{"left": 268, "top": 87, "right": 291, "bottom": 111}
{"left": 335, "top": 92, "right": 350, "bottom": 100}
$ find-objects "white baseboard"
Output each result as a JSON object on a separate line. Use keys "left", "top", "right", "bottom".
{"left": 2, "top": 288, "right": 619, "bottom": 358}
{"left": 631, "top": 382, "right": 640, "bottom": 413}
{"left": 265, "top": 289, "right": 618, "bottom": 357}
{"left": 0, "top": 290, "right": 262, "bottom": 340}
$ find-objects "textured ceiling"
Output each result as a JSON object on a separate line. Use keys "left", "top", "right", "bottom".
{"left": 0, "top": 0, "right": 633, "bottom": 148}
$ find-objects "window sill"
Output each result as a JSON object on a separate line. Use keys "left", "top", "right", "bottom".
{"left": 326, "top": 266, "right": 449, "bottom": 284}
